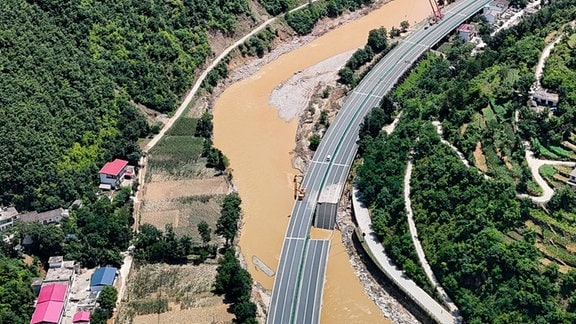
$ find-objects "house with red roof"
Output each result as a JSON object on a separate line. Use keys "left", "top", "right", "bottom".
{"left": 99, "top": 159, "right": 129, "bottom": 190}
{"left": 457, "top": 23, "right": 476, "bottom": 42}
{"left": 30, "top": 284, "right": 68, "bottom": 324}
{"left": 72, "top": 311, "right": 90, "bottom": 323}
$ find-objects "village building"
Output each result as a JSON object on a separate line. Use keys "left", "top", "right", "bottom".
{"left": 483, "top": 0, "right": 510, "bottom": 24}
{"left": 99, "top": 158, "right": 130, "bottom": 190}
{"left": 0, "top": 206, "right": 19, "bottom": 230}
{"left": 42, "top": 257, "right": 77, "bottom": 287}
{"left": 30, "top": 284, "right": 69, "bottom": 324}
{"left": 533, "top": 89, "right": 559, "bottom": 108}
{"left": 72, "top": 311, "right": 90, "bottom": 323}
{"left": 458, "top": 23, "right": 476, "bottom": 42}
{"left": 19, "top": 207, "right": 69, "bottom": 225}
{"left": 90, "top": 266, "right": 118, "bottom": 292}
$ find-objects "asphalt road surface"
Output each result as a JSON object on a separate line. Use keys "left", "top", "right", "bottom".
{"left": 268, "top": 1, "right": 491, "bottom": 323}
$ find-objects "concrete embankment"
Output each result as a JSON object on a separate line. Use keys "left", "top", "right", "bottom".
{"left": 352, "top": 187, "right": 459, "bottom": 324}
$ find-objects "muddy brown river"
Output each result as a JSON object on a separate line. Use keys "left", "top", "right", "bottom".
{"left": 213, "top": 0, "right": 429, "bottom": 322}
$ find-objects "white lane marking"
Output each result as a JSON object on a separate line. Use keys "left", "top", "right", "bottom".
{"left": 401, "top": 40, "right": 430, "bottom": 48}
{"left": 351, "top": 91, "right": 383, "bottom": 99}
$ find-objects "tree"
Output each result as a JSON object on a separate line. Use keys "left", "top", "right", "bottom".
{"left": 214, "top": 248, "right": 255, "bottom": 322}
{"left": 309, "top": 134, "right": 321, "bottom": 151}
{"left": 214, "top": 249, "right": 237, "bottom": 294}
{"left": 90, "top": 308, "right": 109, "bottom": 324}
{"left": 389, "top": 26, "right": 401, "bottom": 38}
{"left": 215, "top": 195, "right": 242, "bottom": 245}
{"left": 98, "top": 286, "right": 118, "bottom": 318}
{"left": 367, "top": 27, "right": 388, "bottom": 53}
{"left": 400, "top": 20, "right": 410, "bottom": 32}
{"left": 338, "top": 67, "right": 355, "bottom": 85}
{"left": 0, "top": 257, "right": 38, "bottom": 323}
{"left": 232, "top": 296, "right": 258, "bottom": 323}
{"left": 205, "top": 146, "right": 229, "bottom": 172}
{"left": 195, "top": 113, "right": 214, "bottom": 139}
{"left": 197, "top": 221, "right": 211, "bottom": 244}
{"left": 16, "top": 222, "right": 64, "bottom": 263}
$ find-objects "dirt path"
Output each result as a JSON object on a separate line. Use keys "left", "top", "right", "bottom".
{"left": 519, "top": 142, "right": 575, "bottom": 204}
{"left": 404, "top": 156, "right": 460, "bottom": 317}
{"left": 533, "top": 25, "right": 563, "bottom": 91}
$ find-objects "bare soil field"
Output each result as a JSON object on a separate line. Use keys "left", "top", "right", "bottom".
{"left": 140, "top": 194, "right": 225, "bottom": 241}
{"left": 132, "top": 303, "right": 234, "bottom": 324}
{"left": 117, "top": 263, "right": 234, "bottom": 324}
{"left": 474, "top": 141, "right": 488, "bottom": 172}
{"left": 145, "top": 178, "right": 229, "bottom": 200}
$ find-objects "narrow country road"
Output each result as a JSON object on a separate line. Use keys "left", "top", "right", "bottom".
{"left": 520, "top": 143, "right": 575, "bottom": 204}
{"left": 534, "top": 33, "right": 563, "bottom": 91}
{"left": 353, "top": 187, "right": 458, "bottom": 324}
{"left": 432, "top": 120, "right": 573, "bottom": 204}
{"left": 404, "top": 157, "right": 461, "bottom": 316}
{"left": 144, "top": 1, "right": 320, "bottom": 152}
{"left": 432, "top": 121, "right": 470, "bottom": 167}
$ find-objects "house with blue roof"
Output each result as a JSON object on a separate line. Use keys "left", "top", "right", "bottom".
{"left": 90, "top": 266, "right": 118, "bottom": 292}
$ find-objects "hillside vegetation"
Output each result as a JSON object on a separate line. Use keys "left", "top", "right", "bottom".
{"left": 356, "top": 0, "right": 576, "bottom": 322}
{"left": 0, "top": 0, "right": 252, "bottom": 211}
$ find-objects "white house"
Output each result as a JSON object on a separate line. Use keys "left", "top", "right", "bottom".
{"left": 0, "top": 207, "right": 19, "bottom": 231}
{"left": 99, "top": 159, "right": 129, "bottom": 190}
{"left": 19, "top": 208, "right": 69, "bottom": 225}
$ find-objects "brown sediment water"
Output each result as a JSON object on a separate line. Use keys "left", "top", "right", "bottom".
{"left": 213, "top": 0, "right": 429, "bottom": 322}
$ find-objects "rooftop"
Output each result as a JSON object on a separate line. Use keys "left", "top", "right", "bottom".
{"left": 72, "top": 311, "right": 91, "bottom": 323}
{"left": 44, "top": 267, "right": 74, "bottom": 284}
{"left": 99, "top": 159, "right": 128, "bottom": 176}
{"left": 0, "top": 206, "right": 19, "bottom": 221}
{"left": 458, "top": 23, "right": 475, "bottom": 33}
{"left": 90, "top": 266, "right": 117, "bottom": 287}
{"left": 48, "top": 256, "right": 64, "bottom": 266}
{"left": 19, "top": 208, "right": 67, "bottom": 224}
{"left": 37, "top": 284, "right": 68, "bottom": 303}
{"left": 489, "top": 0, "right": 510, "bottom": 9}
{"left": 30, "top": 300, "right": 64, "bottom": 324}
{"left": 534, "top": 89, "right": 559, "bottom": 100}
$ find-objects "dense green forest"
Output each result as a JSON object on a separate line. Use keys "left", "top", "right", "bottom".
{"left": 284, "top": 0, "right": 373, "bottom": 35}
{"left": 356, "top": 0, "right": 576, "bottom": 321}
{"left": 0, "top": 0, "right": 254, "bottom": 212}
{"left": 0, "top": 244, "right": 38, "bottom": 324}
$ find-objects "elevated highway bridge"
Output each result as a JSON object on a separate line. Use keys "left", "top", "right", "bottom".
{"left": 267, "top": 1, "right": 492, "bottom": 323}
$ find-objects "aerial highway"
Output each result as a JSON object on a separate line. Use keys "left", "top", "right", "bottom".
{"left": 267, "top": 0, "right": 492, "bottom": 323}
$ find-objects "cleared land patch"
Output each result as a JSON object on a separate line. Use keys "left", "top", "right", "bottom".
{"left": 473, "top": 142, "right": 488, "bottom": 172}
{"left": 146, "top": 178, "right": 228, "bottom": 200}
{"left": 117, "top": 263, "right": 232, "bottom": 323}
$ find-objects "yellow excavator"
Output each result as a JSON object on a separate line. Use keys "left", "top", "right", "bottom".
{"left": 293, "top": 174, "right": 306, "bottom": 200}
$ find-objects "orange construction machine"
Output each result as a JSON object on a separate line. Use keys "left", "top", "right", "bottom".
{"left": 293, "top": 174, "right": 306, "bottom": 200}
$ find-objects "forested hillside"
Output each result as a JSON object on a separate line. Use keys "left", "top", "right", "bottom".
{"left": 0, "top": 0, "right": 251, "bottom": 211}
{"left": 356, "top": 0, "right": 576, "bottom": 322}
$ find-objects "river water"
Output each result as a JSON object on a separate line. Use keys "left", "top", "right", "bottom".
{"left": 213, "top": 0, "right": 429, "bottom": 322}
